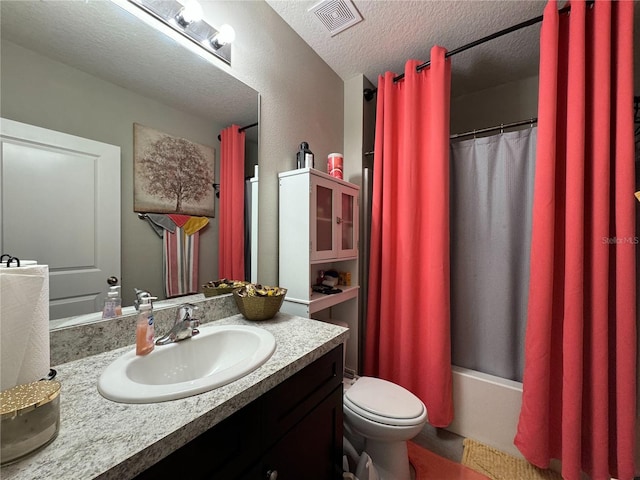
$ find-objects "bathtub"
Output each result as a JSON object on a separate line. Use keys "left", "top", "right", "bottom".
{"left": 448, "top": 366, "right": 640, "bottom": 475}
{"left": 447, "top": 366, "right": 524, "bottom": 459}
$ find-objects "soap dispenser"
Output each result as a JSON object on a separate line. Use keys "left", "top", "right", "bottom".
{"left": 136, "top": 296, "right": 157, "bottom": 356}
{"left": 102, "top": 286, "right": 122, "bottom": 319}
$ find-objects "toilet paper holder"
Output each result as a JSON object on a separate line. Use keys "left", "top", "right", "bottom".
{"left": 0, "top": 254, "right": 21, "bottom": 267}
{"left": 0, "top": 255, "right": 38, "bottom": 268}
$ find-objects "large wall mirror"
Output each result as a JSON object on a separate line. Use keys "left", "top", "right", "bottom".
{"left": 0, "top": 0, "right": 259, "bottom": 328}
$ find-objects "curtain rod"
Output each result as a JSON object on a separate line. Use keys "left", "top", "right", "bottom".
{"left": 217, "top": 122, "right": 258, "bottom": 141}
{"left": 239, "top": 122, "right": 258, "bottom": 133}
{"left": 363, "top": 3, "right": 579, "bottom": 101}
{"left": 451, "top": 118, "right": 537, "bottom": 140}
{"left": 363, "top": 117, "right": 538, "bottom": 155}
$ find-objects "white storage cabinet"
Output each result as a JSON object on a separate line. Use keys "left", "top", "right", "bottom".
{"left": 278, "top": 168, "right": 359, "bottom": 316}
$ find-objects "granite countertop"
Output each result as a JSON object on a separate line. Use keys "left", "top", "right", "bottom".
{"left": 1, "top": 313, "right": 349, "bottom": 480}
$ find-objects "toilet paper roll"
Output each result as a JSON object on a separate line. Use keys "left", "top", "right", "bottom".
{"left": 0, "top": 265, "right": 50, "bottom": 391}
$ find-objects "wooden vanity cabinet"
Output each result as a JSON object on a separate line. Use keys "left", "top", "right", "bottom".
{"left": 134, "top": 345, "right": 344, "bottom": 480}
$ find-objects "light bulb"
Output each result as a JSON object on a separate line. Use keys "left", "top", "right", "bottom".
{"left": 175, "top": 0, "right": 203, "bottom": 27}
{"left": 211, "top": 24, "right": 235, "bottom": 49}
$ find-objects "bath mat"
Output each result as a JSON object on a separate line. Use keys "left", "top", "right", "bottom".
{"left": 462, "top": 438, "right": 563, "bottom": 480}
{"left": 408, "top": 441, "right": 490, "bottom": 480}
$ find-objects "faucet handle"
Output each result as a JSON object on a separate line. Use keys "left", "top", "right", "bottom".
{"left": 134, "top": 288, "right": 152, "bottom": 311}
{"left": 177, "top": 303, "right": 198, "bottom": 322}
{"left": 178, "top": 303, "right": 200, "bottom": 337}
{"left": 155, "top": 304, "right": 200, "bottom": 345}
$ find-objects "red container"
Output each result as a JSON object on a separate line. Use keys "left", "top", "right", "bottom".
{"left": 327, "top": 153, "right": 343, "bottom": 179}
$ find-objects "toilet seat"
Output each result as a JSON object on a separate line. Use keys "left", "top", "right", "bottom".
{"left": 344, "top": 377, "right": 427, "bottom": 427}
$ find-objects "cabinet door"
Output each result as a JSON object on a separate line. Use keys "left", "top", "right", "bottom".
{"left": 337, "top": 186, "right": 358, "bottom": 259}
{"left": 261, "top": 386, "right": 343, "bottom": 480}
{"left": 310, "top": 176, "right": 338, "bottom": 261}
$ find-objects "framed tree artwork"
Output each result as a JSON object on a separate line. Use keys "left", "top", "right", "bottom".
{"left": 133, "top": 123, "right": 215, "bottom": 217}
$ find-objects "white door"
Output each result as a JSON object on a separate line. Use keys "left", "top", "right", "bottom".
{"left": 0, "top": 118, "right": 121, "bottom": 320}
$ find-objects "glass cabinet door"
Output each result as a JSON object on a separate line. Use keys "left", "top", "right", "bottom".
{"left": 310, "top": 175, "right": 358, "bottom": 261}
{"left": 311, "top": 180, "right": 336, "bottom": 261}
{"left": 338, "top": 187, "right": 358, "bottom": 258}
{"left": 340, "top": 191, "right": 354, "bottom": 251}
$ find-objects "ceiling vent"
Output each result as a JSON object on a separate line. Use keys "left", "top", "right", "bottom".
{"left": 308, "top": 0, "right": 363, "bottom": 37}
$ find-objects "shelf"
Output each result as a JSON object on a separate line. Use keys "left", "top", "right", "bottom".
{"left": 283, "top": 286, "right": 359, "bottom": 314}
{"left": 310, "top": 255, "right": 357, "bottom": 265}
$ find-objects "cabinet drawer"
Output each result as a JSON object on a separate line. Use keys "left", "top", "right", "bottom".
{"left": 262, "top": 345, "right": 343, "bottom": 447}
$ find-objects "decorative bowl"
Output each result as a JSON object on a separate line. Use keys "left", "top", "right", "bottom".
{"left": 233, "top": 284, "right": 287, "bottom": 321}
{"left": 202, "top": 279, "right": 248, "bottom": 297}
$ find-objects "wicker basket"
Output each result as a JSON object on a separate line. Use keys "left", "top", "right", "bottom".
{"left": 233, "top": 288, "right": 287, "bottom": 321}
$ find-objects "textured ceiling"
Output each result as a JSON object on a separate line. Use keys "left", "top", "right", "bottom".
{"left": 266, "top": 0, "right": 640, "bottom": 97}
{"left": 0, "top": 0, "right": 258, "bottom": 132}
{"left": 1, "top": 0, "right": 638, "bottom": 125}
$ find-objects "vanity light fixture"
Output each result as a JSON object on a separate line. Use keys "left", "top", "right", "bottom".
{"left": 127, "top": 0, "right": 234, "bottom": 65}
{"left": 174, "top": 0, "right": 203, "bottom": 27}
{"left": 211, "top": 24, "right": 235, "bottom": 50}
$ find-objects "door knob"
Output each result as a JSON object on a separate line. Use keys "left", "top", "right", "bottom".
{"left": 265, "top": 470, "right": 278, "bottom": 480}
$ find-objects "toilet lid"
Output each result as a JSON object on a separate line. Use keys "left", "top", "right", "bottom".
{"left": 344, "top": 377, "right": 426, "bottom": 423}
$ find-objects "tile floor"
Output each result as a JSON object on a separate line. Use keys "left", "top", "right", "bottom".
{"left": 413, "top": 423, "right": 466, "bottom": 463}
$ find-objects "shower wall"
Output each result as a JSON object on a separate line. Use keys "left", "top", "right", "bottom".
{"left": 450, "top": 75, "right": 539, "bottom": 134}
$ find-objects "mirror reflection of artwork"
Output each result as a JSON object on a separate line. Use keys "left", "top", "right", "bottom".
{"left": 134, "top": 123, "right": 215, "bottom": 217}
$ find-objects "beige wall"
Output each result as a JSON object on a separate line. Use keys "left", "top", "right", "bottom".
{"left": 200, "top": 1, "right": 345, "bottom": 285}
{"left": 0, "top": 40, "right": 227, "bottom": 307}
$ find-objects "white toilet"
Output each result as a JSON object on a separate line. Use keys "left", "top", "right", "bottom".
{"left": 343, "top": 376, "right": 428, "bottom": 480}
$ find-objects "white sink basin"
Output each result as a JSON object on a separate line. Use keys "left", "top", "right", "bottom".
{"left": 98, "top": 324, "right": 276, "bottom": 403}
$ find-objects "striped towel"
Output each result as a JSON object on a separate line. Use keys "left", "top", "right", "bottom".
{"left": 163, "top": 227, "right": 199, "bottom": 298}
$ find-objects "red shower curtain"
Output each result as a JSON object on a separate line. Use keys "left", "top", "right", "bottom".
{"left": 515, "top": 1, "right": 636, "bottom": 479}
{"left": 364, "top": 47, "right": 454, "bottom": 427}
{"left": 218, "top": 125, "right": 245, "bottom": 280}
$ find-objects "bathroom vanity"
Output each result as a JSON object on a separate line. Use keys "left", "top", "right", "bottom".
{"left": 0, "top": 313, "right": 348, "bottom": 480}
{"left": 135, "top": 344, "right": 343, "bottom": 479}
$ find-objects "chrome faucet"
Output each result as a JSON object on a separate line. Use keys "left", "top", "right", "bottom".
{"left": 155, "top": 304, "right": 200, "bottom": 345}
{"left": 134, "top": 288, "right": 152, "bottom": 311}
